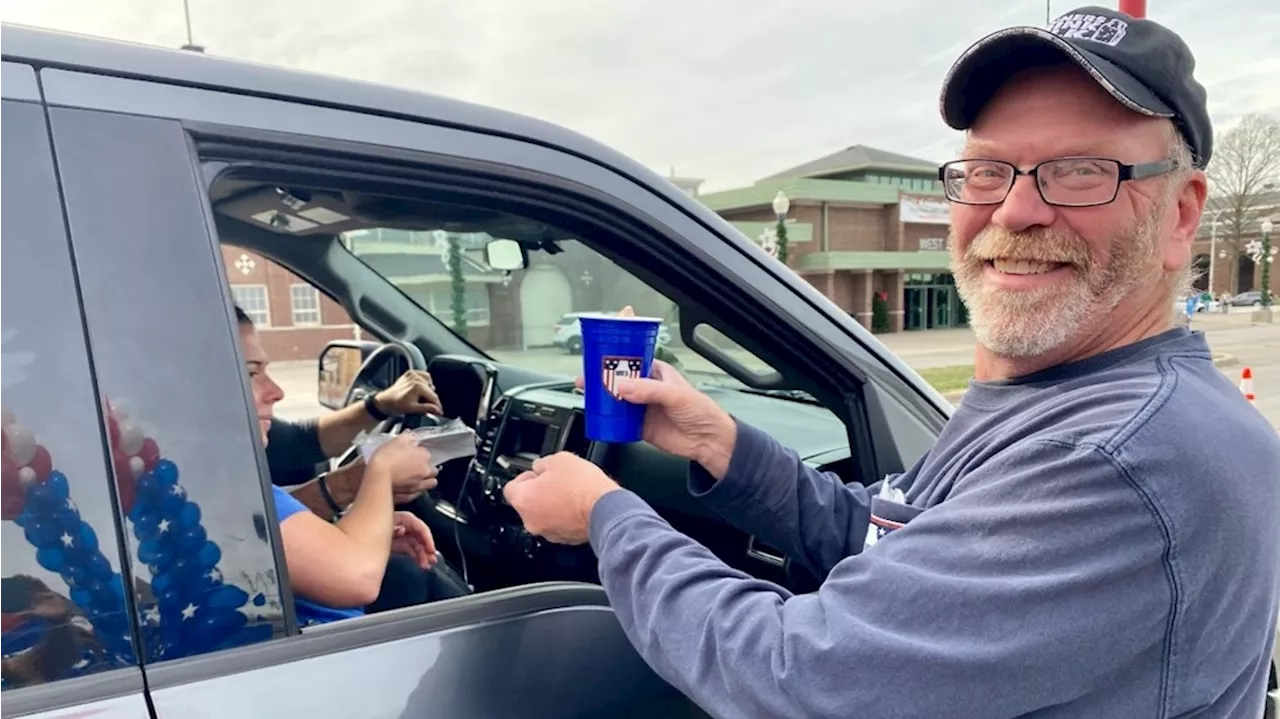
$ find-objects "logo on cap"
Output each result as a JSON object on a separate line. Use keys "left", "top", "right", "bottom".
{"left": 1048, "top": 12, "right": 1129, "bottom": 47}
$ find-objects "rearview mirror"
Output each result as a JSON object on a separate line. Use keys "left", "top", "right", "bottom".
{"left": 317, "top": 341, "right": 376, "bottom": 409}
{"left": 485, "top": 238, "right": 528, "bottom": 271}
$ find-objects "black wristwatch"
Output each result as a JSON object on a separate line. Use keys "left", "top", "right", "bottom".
{"left": 364, "top": 392, "right": 390, "bottom": 421}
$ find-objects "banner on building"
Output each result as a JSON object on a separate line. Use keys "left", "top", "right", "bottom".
{"left": 899, "top": 196, "right": 951, "bottom": 225}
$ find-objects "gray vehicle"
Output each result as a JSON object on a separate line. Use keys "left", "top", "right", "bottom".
{"left": 0, "top": 23, "right": 1273, "bottom": 719}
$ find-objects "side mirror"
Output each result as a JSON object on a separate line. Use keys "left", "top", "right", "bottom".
{"left": 317, "top": 340, "right": 378, "bottom": 410}
{"left": 485, "top": 238, "right": 528, "bottom": 271}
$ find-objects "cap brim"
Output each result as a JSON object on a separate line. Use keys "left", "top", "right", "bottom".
{"left": 940, "top": 27, "right": 1175, "bottom": 130}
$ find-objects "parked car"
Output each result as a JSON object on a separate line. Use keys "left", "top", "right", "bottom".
{"left": 552, "top": 312, "right": 673, "bottom": 354}
{"left": 1231, "top": 290, "right": 1266, "bottom": 307}
{"left": 0, "top": 24, "right": 1272, "bottom": 719}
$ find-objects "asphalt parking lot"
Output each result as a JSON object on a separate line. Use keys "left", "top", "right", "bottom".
{"left": 271, "top": 311, "right": 1280, "bottom": 431}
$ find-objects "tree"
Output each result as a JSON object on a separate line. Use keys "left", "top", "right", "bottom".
{"left": 446, "top": 234, "right": 468, "bottom": 338}
{"left": 1204, "top": 113, "right": 1280, "bottom": 292}
{"left": 871, "top": 291, "right": 891, "bottom": 333}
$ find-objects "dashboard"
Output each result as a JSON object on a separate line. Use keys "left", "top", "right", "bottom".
{"left": 423, "top": 355, "right": 856, "bottom": 591}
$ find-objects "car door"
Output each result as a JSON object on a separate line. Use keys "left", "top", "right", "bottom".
{"left": 0, "top": 61, "right": 152, "bottom": 719}
{"left": 18, "top": 27, "right": 949, "bottom": 717}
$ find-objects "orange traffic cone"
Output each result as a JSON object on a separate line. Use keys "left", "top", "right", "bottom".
{"left": 1239, "top": 367, "right": 1256, "bottom": 406}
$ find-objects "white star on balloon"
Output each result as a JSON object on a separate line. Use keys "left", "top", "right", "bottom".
{"left": 181, "top": 603, "right": 198, "bottom": 620}
{"left": 61, "top": 532, "right": 75, "bottom": 548}
{"left": 157, "top": 519, "right": 171, "bottom": 535}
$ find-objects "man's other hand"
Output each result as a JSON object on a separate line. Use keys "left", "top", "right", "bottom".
{"left": 375, "top": 370, "right": 443, "bottom": 416}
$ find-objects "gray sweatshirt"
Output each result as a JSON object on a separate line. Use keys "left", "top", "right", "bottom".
{"left": 589, "top": 328, "right": 1280, "bottom": 718}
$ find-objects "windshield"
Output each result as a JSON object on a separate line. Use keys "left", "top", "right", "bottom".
{"left": 343, "top": 227, "right": 781, "bottom": 393}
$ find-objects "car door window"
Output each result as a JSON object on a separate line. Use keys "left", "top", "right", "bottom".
{"left": 1, "top": 100, "right": 139, "bottom": 692}
{"left": 45, "top": 106, "right": 291, "bottom": 666}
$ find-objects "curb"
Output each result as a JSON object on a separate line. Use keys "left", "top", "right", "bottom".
{"left": 938, "top": 353, "right": 1240, "bottom": 405}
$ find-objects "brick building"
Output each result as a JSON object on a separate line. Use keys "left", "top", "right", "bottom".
{"left": 1190, "top": 190, "right": 1280, "bottom": 298}
{"left": 702, "top": 145, "right": 961, "bottom": 333}
{"left": 223, "top": 245, "right": 360, "bottom": 361}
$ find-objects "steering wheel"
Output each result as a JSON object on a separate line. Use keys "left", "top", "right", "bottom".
{"left": 332, "top": 340, "right": 434, "bottom": 469}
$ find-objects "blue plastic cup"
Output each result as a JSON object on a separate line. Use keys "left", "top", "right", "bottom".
{"left": 579, "top": 314, "right": 662, "bottom": 443}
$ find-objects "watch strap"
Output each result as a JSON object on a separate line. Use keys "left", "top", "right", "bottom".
{"left": 364, "top": 392, "right": 389, "bottom": 421}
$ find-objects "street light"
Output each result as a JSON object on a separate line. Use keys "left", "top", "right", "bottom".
{"left": 772, "top": 191, "right": 790, "bottom": 265}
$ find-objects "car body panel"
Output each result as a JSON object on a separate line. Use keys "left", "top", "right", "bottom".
{"left": 146, "top": 583, "right": 705, "bottom": 719}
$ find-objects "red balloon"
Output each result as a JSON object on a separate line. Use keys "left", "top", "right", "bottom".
{"left": 114, "top": 452, "right": 137, "bottom": 514}
{"left": 107, "top": 414, "right": 121, "bottom": 449}
{"left": 26, "top": 445, "right": 53, "bottom": 483}
{"left": 138, "top": 438, "right": 160, "bottom": 471}
{"left": 1, "top": 454, "right": 24, "bottom": 521}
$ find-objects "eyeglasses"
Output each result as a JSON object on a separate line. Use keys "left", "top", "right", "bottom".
{"left": 938, "top": 157, "right": 1176, "bottom": 207}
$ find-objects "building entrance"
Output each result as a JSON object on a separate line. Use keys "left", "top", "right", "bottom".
{"left": 904, "top": 273, "right": 969, "bottom": 331}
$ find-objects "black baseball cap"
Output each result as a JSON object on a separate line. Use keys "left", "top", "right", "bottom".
{"left": 939, "top": 6, "right": 1212, "bottom": 168}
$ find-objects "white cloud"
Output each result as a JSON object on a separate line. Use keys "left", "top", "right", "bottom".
{"left": 4, "top": 0, "right": 1276, "bottom": 191}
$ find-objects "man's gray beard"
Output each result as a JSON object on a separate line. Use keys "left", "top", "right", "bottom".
{"left": 957, "top": 275, "right": 1100, "bottom": 357}
{"left": 952, "top": 214, "right": 1162, "bottom": 359}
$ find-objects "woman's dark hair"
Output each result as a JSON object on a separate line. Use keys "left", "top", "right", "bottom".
{"left": 234, "top": 305, "right": 254, "bottom": 327}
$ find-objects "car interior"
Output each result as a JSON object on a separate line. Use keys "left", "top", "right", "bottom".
{"left": 203, "top": 150, "right": 879, "bottom": 608}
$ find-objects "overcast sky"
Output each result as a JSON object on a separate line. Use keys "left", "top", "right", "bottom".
{"left": 5, "top": 0, "right": 1278, "bottom": 191}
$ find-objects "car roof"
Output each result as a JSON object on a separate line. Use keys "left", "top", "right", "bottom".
{"left": 0, "top": 23, "right": 691, "bottom": 209}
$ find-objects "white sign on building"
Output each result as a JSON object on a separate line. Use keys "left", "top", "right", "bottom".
{"left": 899, "top": 196, "right": 951, "bottom": 225}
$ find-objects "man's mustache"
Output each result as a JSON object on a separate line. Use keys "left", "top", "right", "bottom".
{"left": 962, "top": 227, "right": 1093, "bottom": 268}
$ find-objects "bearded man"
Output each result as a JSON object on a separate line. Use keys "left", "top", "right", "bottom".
{"left": 501, "top": 6, "right": 1280, "bottom": 718}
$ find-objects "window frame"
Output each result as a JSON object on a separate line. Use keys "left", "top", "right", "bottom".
{"left": 288, "top": 283, "right": 322, "bottom": 326}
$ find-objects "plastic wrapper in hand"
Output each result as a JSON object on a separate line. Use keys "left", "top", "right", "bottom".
{"left": 355, "top": 418, "right": 477, "bottom": 466}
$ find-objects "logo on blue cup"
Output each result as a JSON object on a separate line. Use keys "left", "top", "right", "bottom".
{"left": 602, "top": 356, "right": 643, "bottom": 399}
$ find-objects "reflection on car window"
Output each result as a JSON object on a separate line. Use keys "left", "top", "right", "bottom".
{"left": 46, "top": 106, "right": 290, "bottom": 668}
{"left": 343, "top": 227, "right": 757, "bottom": 391}
{"left": 2, "top": 101, "right": 137, "bottom": 690}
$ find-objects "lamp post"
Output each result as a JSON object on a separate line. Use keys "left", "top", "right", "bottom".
{"left": 772, "top": 191, "right": 790, "bottom": 265}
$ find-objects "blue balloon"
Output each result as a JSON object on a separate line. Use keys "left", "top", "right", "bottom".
{"left": 71, "top": 587, "right": 94, "bottom": 609}
{"left": 178, "top": 501, "right": 201, "bottom": 528}
{"left": 35, "top": 546, "right": 67, "bottom": 572}
{"left": 137, "top": 537, "right": 164, "bottom": 565}
{"left": 23, "top": 519, "right": 62, "bottom": 547}
{"left": 25, "top": 482, "right": 61, "bottom": 512}
{"left": 177, "top": 524, "right": 206, "bottom": 552}
{"left": 206, "top": 585, "right": 249, "bottom": 610}
{"left": 162, "top": 486, "right": 188, "bottom": 514}
{"left": 13, "top": 507, "right": 31, "bottom": 527}
{"left": 133, "top": 511, "right": 161, "bottom": 541}
{"left": 252, "top": 593, "right": 266, "bottom": 607}
{"left": 168, "top": 557, "right": 199, "bottom": 584}
{"left": 78, "top": 524, "right": 99, "bottom": 554}
{"left": 152, "top": 460, "right": 179, "bottom": 487}
{"left": 196, "top": 541, "right": 221, "bottom": 569}
{"left": 85, "top": 552, "right": 112, "bottom": 580}
{"left": 151, "top": 572, "right": 172, "bottom": 595}
{"left": 156, "top": 587, "right": 186, "bottom": 612}
{"left": 46, "top": 471, "right": 70, "bottom": 500}
{"left": 135, "top": 472, "right": 163, "bottom": 504}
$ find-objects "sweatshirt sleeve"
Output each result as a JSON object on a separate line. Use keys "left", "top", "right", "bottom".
{"left": 686, "top": 419, "right": 876, "bottom": 578}
{"left": 589, "top": 438, "right": 1171, "bottom": 719}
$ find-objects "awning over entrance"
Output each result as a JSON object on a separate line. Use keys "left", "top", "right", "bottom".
{"left": 798, "top": 250, "right": 951, "bottom": 272}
